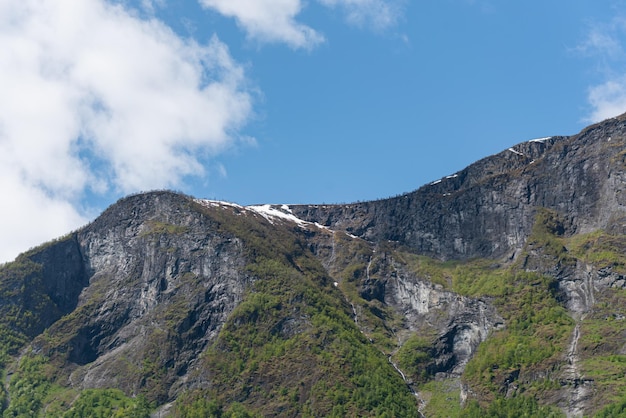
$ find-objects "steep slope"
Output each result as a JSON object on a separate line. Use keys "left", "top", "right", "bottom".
{"left": 2, "top": 114, "right": 626, "bottom": 416}
{"left": 0, "top": 192, "right": 428, "bottom": 416}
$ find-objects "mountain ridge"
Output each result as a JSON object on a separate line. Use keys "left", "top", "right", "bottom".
{"left": 291, "top": 115, "right": 626, "bottom": 261}
{"left": 3, "top": 114, "right": 626, "bottom": 416}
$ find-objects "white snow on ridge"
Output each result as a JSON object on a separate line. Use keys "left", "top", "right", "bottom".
{"left": 195, "top": 199, "right": 244, "bottom": 210}
{"left": 197, "top": 198, "right": 337, "bottom": 233}
{"left": 529, "top": 136, "right": 552, "bottom": 143}
{"left": 195, "top": 199, "right": 363, "bottom": 240}
{"left": 247, "top": 205, "right": 345, "bottom": 236}
{"left": 247, "top": 204, "right": 309, "bottom": 227}
{"left": 430, "top": 174, "right": 459, "bottom": 186}
{"left": 508, "top": 148, "right": 525, "bottom": 156}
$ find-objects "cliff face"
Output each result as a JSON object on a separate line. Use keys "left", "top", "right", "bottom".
{"left": 291, "top": 115, "right": 626, "bottom": 261}
{"left": 3, "top": 115, "right": 626, "bottom": 416}
{"left": 32, "top": 193, "right": 252, "bottom": 403}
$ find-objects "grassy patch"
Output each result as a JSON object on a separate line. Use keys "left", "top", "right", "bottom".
{"left": 575, "top": 288, "right": 626, "bottom": 410}
{"left": 393, "top": 333, "right": 438, "bottom": 384}
{"left": 62, "top": 389, "right": 151, "bottom": 418}
{"left": 461, "top": 395, "right": 565, "bottom": 417}
{"left": 419, "top": 380, "right": 462, "bottom": 418}
{"left": 463, "top": 273, "right": 573, "bottom": 395}
{"left": 141, "top": 220, "right": 190, "bottom": 236}
{"left": 568, "top": 230, "right": 626, "bottom": 274}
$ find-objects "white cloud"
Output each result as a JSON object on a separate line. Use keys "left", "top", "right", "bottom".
{"left": 0, "top": 0, "right": 254, "bottom": 262}
{"left": 199, "top": 0, "right": 324, "bottom": 49}
{"left": 586, "top": 78, "right": 626, "bottom": 122}
{"left": 577, "top": 29, "right": 623, "bottom": 60}
{"left": 317, "top": 0, "right": 404, "bottom": 30}
{"left": 0, "top": 170, "right": 88, "bottom": 264}
{"left": 580, "top": 18, "right": 626, "bottom": 122}
{"left": 199, "top": 0, "right": 404, "bottom": 49}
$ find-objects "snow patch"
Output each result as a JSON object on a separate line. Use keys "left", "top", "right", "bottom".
{"left": 247, "top": 205, "right": 338, "bottom": 236}
{"left": 529, "top": 136, "right": 552, "bottom": 143}
{"left": 446, "top": 174, "right": 458, "bottom": 179}
{"left": 314, "top": 222, "right": 332, "bottom": 232}
{"left": 247, "top": 204, "right": 309, "bottom": 227}
{"left": 430, "top": 179, "right": 442, "bottom": 185}
{"left": 196, "top": 199, "right": 359, "bottom": 238}
{"left": 195, "top": 199, "right": 244, "bottom": 210}
{"left": 508, "top": 148, "right": 525, "bottom": 156}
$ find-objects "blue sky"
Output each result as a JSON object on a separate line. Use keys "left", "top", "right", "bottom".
{"left": 2, "top": 0, "right": 626, "bottom": 262}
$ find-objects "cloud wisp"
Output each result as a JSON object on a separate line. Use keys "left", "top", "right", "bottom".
{"left": 587, "top": 78, "right": 626, "bottom": 122}
{"left": 579, "top": 17, "right": 626, "bottom": 122}
{"left": 318, "top": 0, "right": 405, "bottom": 31}
{"left": 0, "top": 0, "right": 254, "bottom": 262}
{"left": 199, "top": 0, "right": 404, "bottom": 49}
{"left": 199, "top": 0, "right": 325, "bottom": 49}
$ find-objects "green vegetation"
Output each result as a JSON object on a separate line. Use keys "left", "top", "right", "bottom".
{"left": 62, "top": 389, "right": 151, "bottom": 418}
{"left": 0, "top": 257, "right": 45, "bottom": 341}
{"left": 569, "top": 229, "right": 626, "bottom": 274}
{"left": 460, "top": 210, "right": 575, "bottom": 403}
{"left": 395, "top": 251, "right": 455, "bottom": 288}
{"left": 141, "top": 220, "right": 190, "bottom": 236}
{"left": 181, "top": 201, "right": 431, "bottom": 415}
{"left": 332, "top": 242, "right": 403, "bottom": 353}
{"left": 386, "top": 209, "right": 575, "bottom": 412}
{"left": 1, "top": 353, "right": 152, "bottom": 417}
{"left": 419, "top": 380, "right": 463, "bottom": 418}
{"left": 462, "top": 271, "right": 573, "bottom": 395}
{"left": 461, "top": 396, "right": 565, "bottom": 417}
{"left": 0, "top": 255, "right": 65, "bottom": 417}
{"left": 3, "top": 354, "right": 51, "bottom": 417}
{"left": 574, "top": 288, "right": 626, "bottom": 411}
{"left": 394, "top": 333, "right": 436, "bottom": 384}
{"left": 399, "top": 251, "right": 512, "bottom": 296}
{"left": 596, "top": 395, "right": 626, "bottom": 417}
{"left": 176, "top": 257, "right": 419, "bottom": 416}
{"left": 175, "top": 398, "right": 258, "bottom": 418}
{"left": 398, "top": 250, "right": 515, "bottom": 298}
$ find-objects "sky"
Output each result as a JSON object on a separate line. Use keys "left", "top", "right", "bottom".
{"left": 2, "top": 0, "right": 626, "bottom": 263}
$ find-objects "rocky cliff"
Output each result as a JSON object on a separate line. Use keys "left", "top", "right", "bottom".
{"left": 292, "top": 115, "right": 626, "bottom": 261}
{"left": 3, "top": 114, "right": 626, "bottom": 416}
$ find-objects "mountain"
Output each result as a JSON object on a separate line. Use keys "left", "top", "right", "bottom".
{"left": 3, "top": 114, "right": 626, "bottom": 416}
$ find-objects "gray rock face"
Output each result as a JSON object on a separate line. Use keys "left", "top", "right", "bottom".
{"left": 384, "top": 264, "right": 503, "bottom": 376}
{"left": 304, "top": 228, "right": 503, "bottom": 384}
{"left": 291, "top": 116, "right": 626, "bottom": 261}
{"left": 33, "top": 192, "right": 252, "bottom": 401}
{"left": 29, "top": 237, "right": 88, "bottom": 317}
